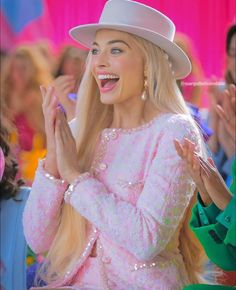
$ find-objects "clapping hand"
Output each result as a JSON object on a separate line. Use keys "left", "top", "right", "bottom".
{"left": 55, "top": 108, "right": 80, "bottom": 183}
{"left": 197, "top": 156, "right": 232, "bottom": 210}
{"left": 52, "top": 75, "right": 76, "bottom": 121}
{"left": 41, "top": 85, "right": 80, "bottom": 183}
{"left": 216, "top": 84, "right": 236, "bottom": 143}
{"left": 174, "top": 138, "right": 211, "bottom": 205}
{"left": 41, "top": 85, "right": 59, "bottom": 178}
{"left": 174, "top": 138, "right": 232, "bottom": 210}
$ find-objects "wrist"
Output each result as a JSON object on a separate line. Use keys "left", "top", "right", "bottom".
{"left": 64, "top": 172, "right": 91, "bottom": 203}
{"left": 40, "top": 160, "right": 67, "bottom": 186}
{"left": 200, "top": 194, "right": 212, "bottom": 207}
{"left": 198, "top": 188, "right": 212, "bottom": 206}
{"left": 45, "top": 158, "right": 59, "bottom": 178}
{"left": 66, "top": 171, "right": 81, "bottom": 184}
{"left": 217, "top": 194, "right": 232, "bottom": 210}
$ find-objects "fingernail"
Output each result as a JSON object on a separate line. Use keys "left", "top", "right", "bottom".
{"left": 57, "top": 103, "right": 66, "bottom": 114}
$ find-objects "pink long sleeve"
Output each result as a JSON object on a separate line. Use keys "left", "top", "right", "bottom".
{"left": 23, "top": 160, "right": 68, "bottom": 253}
{"left": 69, "top": 116, "right": 201, "bottom": 261}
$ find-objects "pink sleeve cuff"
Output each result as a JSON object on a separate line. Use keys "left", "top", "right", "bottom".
{"left": 38, "top": 159, "right": 68, "bottom": 186}
{"left": 64, "top": 172, "right": 91, "bottom": 203}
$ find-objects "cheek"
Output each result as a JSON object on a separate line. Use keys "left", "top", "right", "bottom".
{"left": 118, "top": 54, "right": 143, "bottom": 72}
{"left": 12, "top": 70, "right": 24, "bottom": 82}
{"left": 122, "top": 60, "right": 144, "bottom": 87}
{"left": 227, "top": 58, "right": 236, "bottom": 72}
{"left": 90, "top": 60, "right": 97, "bottom": 78}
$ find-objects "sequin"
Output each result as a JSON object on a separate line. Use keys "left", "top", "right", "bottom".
{"left": 117, "top": 179, "right": 144, "bottom": 189}
{"left": 44, "top": 171, "right": 65, "bottom": 185}
{"left": 23, "top": 114, "right": 201, "bottom": 289}
{"left": 132, "top": 259, "right": 176, "bottom": 272}
{"left": 63, "top": 227, "right": 99, "bottom": 279}
{"left": 64, "top": 172, "right": 91, "bottom": 203}
{"left": 99, "top": 163, "right": 108, "bottom": 171}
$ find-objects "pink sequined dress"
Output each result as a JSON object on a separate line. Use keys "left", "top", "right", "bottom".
{"left": 23, "top": 113, "right": 201, "bottom": 290}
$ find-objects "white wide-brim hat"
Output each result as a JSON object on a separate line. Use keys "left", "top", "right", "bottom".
{"left": 70, "top": 0, "right": 191, "bottom": 79}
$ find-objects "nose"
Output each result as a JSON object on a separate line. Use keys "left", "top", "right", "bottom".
{"left": 94, "top": 50, "right": 110, "bottom": 68}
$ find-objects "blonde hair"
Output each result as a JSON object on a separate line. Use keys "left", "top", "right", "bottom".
{"left": 1, "top": 45, "right": 52, "bottom": 97}
{"left": 55, "top": 45, "right": 88, "bottom": 80}
{"left": 39, "top": 32, "right": 206, "bottom": 284}
{"left": 1, "top": 44, "right": 53, "bottom": 137}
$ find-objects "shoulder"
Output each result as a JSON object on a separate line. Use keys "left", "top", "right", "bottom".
{"left": 163, "top": 113, "right": 197, "bottom": 129}
{"left": 151, "top": 113, "right": 202, "bottom": 155}
{"left": 157, "top": 113, "right": 200, "bottom": 138}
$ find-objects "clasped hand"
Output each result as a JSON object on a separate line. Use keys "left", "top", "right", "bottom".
{"left": 174, "top": 138, "right": 232, "bottom": 210}
{"left": 41, "top": 85, "right": 80, "bottom": 184}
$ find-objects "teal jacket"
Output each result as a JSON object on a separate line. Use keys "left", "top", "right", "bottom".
{"left": 190, "top": 194, "right": 236, "bottom": 271}
{"left": 190, "top": 160, "right": 236, "bottom": 271}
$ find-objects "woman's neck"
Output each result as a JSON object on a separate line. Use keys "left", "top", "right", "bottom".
{"left": 110, "top": 100, "right": 160, "bottom": 129}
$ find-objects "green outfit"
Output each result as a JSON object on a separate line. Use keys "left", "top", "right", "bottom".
{"left": 183, "top": 160, "right": 236, "bottom": 289}
{"left": 190, "top": 194, "right": 236, "bottom": 271}
{"left": 184, "top": 285, "right": 235, "bottom": 290}
{"left": 183, "top": 284, "right": 236, "bottom": 290}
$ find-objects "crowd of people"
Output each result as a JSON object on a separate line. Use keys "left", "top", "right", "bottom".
{"left": 0, "top": 0, "right": 235, "bottom": 289}
{"left": 0, "top": 42, "right": 88, "bottom": 185}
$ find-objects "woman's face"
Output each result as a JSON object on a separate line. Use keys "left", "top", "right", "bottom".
{"left": 62, "top": 48, "right": 85, "bottom": 79}
{"left": 227, "top": 34, "right": 236, "bottom": 82}
{"left": 10, "top": 56, "right": 34, "bottom": 88}
{"left": 91, "top": 29, "right": 145, "bottom": 105}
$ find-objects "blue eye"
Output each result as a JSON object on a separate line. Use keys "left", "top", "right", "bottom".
{"left": 111, "top": 48, "right": 122, "bottom": 54}
{"left": 91, "top": 48, "right": 99, "bottom": 55}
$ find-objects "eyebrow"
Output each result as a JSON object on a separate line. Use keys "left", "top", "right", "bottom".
{"left": 92, "top": 39, "right": 131, "bottom": 48}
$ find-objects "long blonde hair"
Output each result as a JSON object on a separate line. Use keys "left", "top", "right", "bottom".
{"left": 1, "top": 45, "right": 52, "bottom": 94}
{"left": 1, "top": 45, "right": 53, "bottom": 136}
{"left": 39, "top": 32, "right": 206, "bottom": 284}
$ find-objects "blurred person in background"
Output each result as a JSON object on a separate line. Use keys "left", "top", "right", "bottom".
{"left": 207, "top": 25, "right": 236, "bottom": 186}
{"left": 0, "top": 49, "right": 9, "bottom": 72}
{"left": 0, "top": 98, "right": 30, "bottom": 290}
{"left": 53, "top": 45, "right": 88, "bottom": 121}
{"left": 174, "top": 33, "right": 213, "bottom": 144}
{"left": 175, "top": 32, "right": 204, "bottom": 107}
{"left": 1, "top": 44, "right": 52, "bottom": 184}
{"left": 34, "top": 39, "right": 56, "bottom": 75}
{"left": 225, "top": 25, "right": 236, "bottom": 85}
{"left": 175, "top": 85, "right": 236, "bottom": 289}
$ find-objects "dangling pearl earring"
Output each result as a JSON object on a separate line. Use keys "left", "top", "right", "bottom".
{"left": 141, "top": 78, "right": 148, "bottom": 101}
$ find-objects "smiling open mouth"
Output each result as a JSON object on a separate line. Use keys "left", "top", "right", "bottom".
{"left": 98, "top": 74, "right": 120, "bottom": 89}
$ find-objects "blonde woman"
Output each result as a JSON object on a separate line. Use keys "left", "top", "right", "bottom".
{"left": 1, "top": 45, "right": 52, "bottom": 139}
{"left": 174, "top": 32, "right": 204, "bottom": 107}
{"left": 1, "top": 45, "right": 53, "bottom": 183}
{"left": 23, "top": 1, "right": 207, "bottom": 289}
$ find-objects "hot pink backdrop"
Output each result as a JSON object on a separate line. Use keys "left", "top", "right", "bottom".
{"left": 1, "top": 0, "right": 235, "bottom": 79}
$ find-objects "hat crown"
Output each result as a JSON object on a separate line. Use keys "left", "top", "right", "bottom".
{"left": 69, "top": 0, "right": 191, "bottom": 79}
{"left": 99, "top": 0, "right": 175, "bottom": 41}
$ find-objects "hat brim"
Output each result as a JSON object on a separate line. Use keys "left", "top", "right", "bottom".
{"left": 69, "top": 23, "right": 191, "bottom": 79}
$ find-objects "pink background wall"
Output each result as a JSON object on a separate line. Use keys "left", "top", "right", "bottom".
{"left": 1, "top": 0, "right": 235, "bottom": 79}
